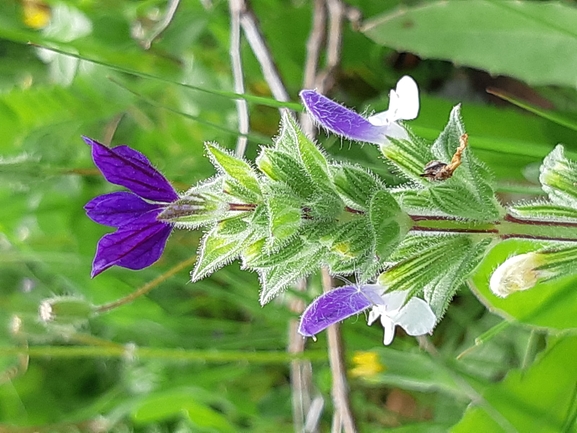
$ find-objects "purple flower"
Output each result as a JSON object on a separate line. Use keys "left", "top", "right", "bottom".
{"left": 300, "top": 76, "right": 419, "bottom": 145}
{"left": 298, "top": 284, "right": 435, "bottom": 345}
{"left": 83, "top": 137, "right": 179, "bottom": 277}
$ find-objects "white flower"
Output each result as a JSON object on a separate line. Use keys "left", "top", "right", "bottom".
{"left": 364, "top": 285, "right": 436, "bottom": 345}
{"left": 489, "top": 252, "right": 552, "bottom": 298}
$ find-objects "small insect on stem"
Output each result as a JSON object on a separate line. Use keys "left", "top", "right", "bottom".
{"left": 420, "top": 133, "right": 468, "bottom": 181}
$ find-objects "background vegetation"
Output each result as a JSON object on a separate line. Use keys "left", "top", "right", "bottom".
{"left": 1, "top": 0, "right": 577, "bottom": 431}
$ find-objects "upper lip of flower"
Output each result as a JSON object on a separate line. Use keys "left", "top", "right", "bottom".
{"left": 299, "top": 75, "right": 419, "bottom": 146}
{"left": 83, "top": 137, "right": 178, "bottom": 277}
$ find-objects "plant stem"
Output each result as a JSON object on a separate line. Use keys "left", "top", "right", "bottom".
{"left": 409, "top": 214, "right": 577, "bottom": 243}
{"left": 95, "top": 256, "right": 197, "bottom": 314}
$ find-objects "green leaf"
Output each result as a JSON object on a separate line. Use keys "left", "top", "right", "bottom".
{"left": 540, "top": 144, "right": 577, "bottom": 209}
{"left": 509, "top": 201, "right": 577, "bottom": 223}
{"left": 369, "top": 189, "right": 411, "bottom": 261}
{"left": 244, "top": 235, "right": 307, "bottom": 269}
{"left": 332, "top": 163, "right": 385, "bottom": 210}
{"left": 381, "top": 131, "right": 434, "bottom": 183}
{"left": 429, "top": 105, "right": 502, "bottom": 221}
{"left": 330, "top": 218, "right": 373, "bottom": 261}
{"left": 191, "top": 216, "right": 255, "bottom": 281}
{"left": 362, "top": 0, "right": 577, "bottom": 87}
{"left": 273, "top": 112, "right": 299, "bottom": 155}
{"left": 132, "top": 389, "right": 235, "bottom": 432}
{"left": 370, "top": 348, "right": 467, "bottom": 398}
{"left": 256, "top": 148, "right": 316, "bottom": 200}
{"left": 205, "top": 143, "right": 262, "bottom": 202}
{"left": 452, "top": 335, "right": 577, "bottom": 433}
{"left": 487, "top": 88, "right": 577, "bottom": 133}
{"left": 470, "top": 238, "right": 577, "bottom": 331}
{"left": 380, "top": 234, "right": 493, "bottom": 318}
{"left": 263, "top": 183, "right": 303, "bottom": 250}
{"left": 258, "top": 245, "right": 326, "bottom": 305}
{"left": 286, "top": 115, "right": 334, "bottom": 191}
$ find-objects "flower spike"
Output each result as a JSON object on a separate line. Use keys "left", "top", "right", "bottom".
{"left": 84, "top": 137, "right": 179, "bottom": 277}
{"left": 300, "top": 75, "right": 419, "bottom": 145}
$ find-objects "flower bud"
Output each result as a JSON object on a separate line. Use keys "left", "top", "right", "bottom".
{"left": 38, "top": 296, "right": 94, "bottom": 326}
{"left": 489, "top": 252, "right": 553, "bottom": 298}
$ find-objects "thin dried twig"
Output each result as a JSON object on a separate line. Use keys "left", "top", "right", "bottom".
{"left": 316, "top": 0, "right": 344, "bottom": 91}
{"left": 231, "top": 0, "right": 290, "bottom": 116}
{"left": 229, "top": 0, "right": 250, "bottom": 157}
{"left": 300, "top": 0, "right": 326, "bottom": 137}
{"left": 141, "top": 0, "right": 181, "bottom": 50}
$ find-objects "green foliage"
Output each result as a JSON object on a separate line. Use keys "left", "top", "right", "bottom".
{"left": 2, "top": 0, "right": 577, "bottom": 431}
{"left": 362, "top": 0, "right": 577, "bottom": 87}
{"left": 186, "top": 114, "right": 409, "bottom": 302}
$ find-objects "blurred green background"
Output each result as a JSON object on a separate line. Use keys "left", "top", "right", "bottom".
{"left": 1, "top": 0, "right": 577, "bottom": 431}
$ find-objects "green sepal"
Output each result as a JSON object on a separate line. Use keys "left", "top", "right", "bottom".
{"left": 509, "top": 200, "right": 577, "bottom": 223}
{"left": 159, "top": 177, "right": 230, "bottom": 229}
{"left": 429, "top": 105, "right": 502, "bottom": 221}
{"left": 381, "top": 130, "right": 434, "bottom": 182}
{"left": 540, "top": 144, "right": 577, "bottom": 209}
{"left": 258, "top": 245, "right": 327, "bottom": 305}
{"left": 244, "top": 235, "right": 308, "bottom": 269}
{"left": 256, "top": 148, "right": 316, "bottom": 200}
{"left": 369, "top": 189, "right": 411, "bottom": 261}
{"left": 331, "top": 163, "right": 384, "bottom": 210}
{"left": 274, "top": 113, "right": 299, "bottom": 155}
{"left": 379, "top": 234, "right": 494, "bottom": 318}
{"left": 191, "top": 214, "right": 257, "bottom": 282}
{"left": 329, "top": 218, "right": 373, "bottom": 260}
{"left": 263, "top": 183, "right": 303, "bottom": 250}
{"left": 205, "top": 143, "right": 262, "bottom": 202}
{"left": 284, "top": 114, "right": 334, "bottom": 191}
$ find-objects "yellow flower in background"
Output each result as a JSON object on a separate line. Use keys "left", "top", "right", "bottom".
{"left": 22, "top": 0, "right": 51, "bottom": 29}
{"left": 350, "top": 351, "right": 385, "bottom": 378}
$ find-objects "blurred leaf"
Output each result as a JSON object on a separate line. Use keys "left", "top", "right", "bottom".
{"left": 451, "top": 335, "right": 577, "bottom": 433}
{"left": 363, "top": 0, "right": 577, "bottom": 87}
{"left": 132, "top": 388, "right": 235, "bottom": 432}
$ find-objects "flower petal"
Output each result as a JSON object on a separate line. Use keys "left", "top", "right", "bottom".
{"left": 380, "top": 289, "right": 409, "bottom": 312}
{"left": 84, "top": 137, "right": 178, "bottom": 203}
{"left": 380, "top": 314, "right": 396, "bottom": 346}
{"left": 388, "top": 75, "right": 419, "bottom": 122}
{"left": 298, "top": 285, "right": 372, "bottom": 337}
{"left": 391, "top": 297, "right": 436, "bottom": 337}
{"left": 85, "top": 191, "right": 160, "bottom": 227}
{"left": 300, "top": 90, "right": 388, "bottom": 145}
{"left": 91, "top": 210, "right": 172, "bottom": 277}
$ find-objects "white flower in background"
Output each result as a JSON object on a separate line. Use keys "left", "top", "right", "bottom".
{"left": 489, "top": 252, "right": 552, "bottom": 297}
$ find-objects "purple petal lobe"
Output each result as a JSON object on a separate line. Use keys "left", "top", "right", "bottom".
{"left": 91, "top": 210, "right": 172, "bottom": 277}
{"left": 300, "top": 90, "right": 387, "bottom": 145}
{"left": 84, "top": 137, "right": 178, "bottom": 203}
{"left": 298, "top": 285, "right": 372, "bottom": 337}
{"left": 85, "top": 191, "right": 160, "bottom": 227}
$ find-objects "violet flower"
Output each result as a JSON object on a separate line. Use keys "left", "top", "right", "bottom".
{"left": 298, "top": 284, "right": 435, "bottom": 345}
{"left": 83, "top": 137, "right": 179, "bottom": 277}
{"left": 300, "top": 75, "right": 419, "bottom": 145}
